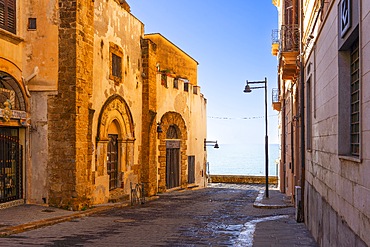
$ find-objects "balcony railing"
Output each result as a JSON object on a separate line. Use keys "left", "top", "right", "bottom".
{"left": 280, "top": 24, "right": 299, "bottom": 52}
{"left": 271, "top": 29, "right": 280, "bottom": 56}
{"left": 272, "top": 88, "right": 281, "bottom": 111}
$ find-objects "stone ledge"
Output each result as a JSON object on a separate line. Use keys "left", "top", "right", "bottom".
{"left": 209, "top": 175, "right": 278, "bottom": 185}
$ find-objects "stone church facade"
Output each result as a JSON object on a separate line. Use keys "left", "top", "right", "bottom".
{"left": 0, "top": 0, "right": 207, "bottom": 210}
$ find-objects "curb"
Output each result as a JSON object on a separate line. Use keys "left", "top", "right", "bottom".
{"left": 0, "top": 195, "right": 163, "bottom": 237}
{"left": 253, "top": 190, "right": 293, "bottom": 209}
{"left": 0, "top": 205, "right": 119, "bottom": 237}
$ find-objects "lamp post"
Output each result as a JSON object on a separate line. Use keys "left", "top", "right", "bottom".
{"left": 204, "top": 140, "right": 219, "bottom": 149}
{"left": 243, "top": 77, "right": 269, "bottom": 198}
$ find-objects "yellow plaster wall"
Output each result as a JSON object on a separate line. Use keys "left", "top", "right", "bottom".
{"left": 144, "top": 33, "right": 198, "bottom": 86}
{"left": 91, "top": 0, "right": 144, "bottom": 203}
{"left": 22, "top": 0, "right": 59, "bottom": 91}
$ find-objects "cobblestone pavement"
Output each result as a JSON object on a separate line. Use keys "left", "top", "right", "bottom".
{"left": 0, "top": 184, "right": 317, "bottom": 246}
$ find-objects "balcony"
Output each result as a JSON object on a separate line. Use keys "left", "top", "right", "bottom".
{"left": 272, "top": 88, "right": 281, "bottom": 111}
{"left": 280, "top": 24, "right": 299, "bottom": 80}
{"left": 271, "top": 29, "right": 279, "bottom": 56}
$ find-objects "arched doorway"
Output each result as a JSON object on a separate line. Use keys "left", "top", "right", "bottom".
{"left": 166, "top": 125, "right": 180, "bottom": 189}
{"left": 95, "top": 95, "right": 135, "bottom": 202}
{"left": 0, "top": 71, "right": 28, "bottom": 204}
{"left": 157, "top": 112, "right": 187, "bottom": 192}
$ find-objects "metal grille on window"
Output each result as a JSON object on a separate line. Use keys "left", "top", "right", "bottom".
{"left": 350, "top": 40, "right": 360, "bottom": 156}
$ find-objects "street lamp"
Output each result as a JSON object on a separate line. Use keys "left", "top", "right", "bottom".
{"left": 204, "top": 140, "right": 219, "bottom": 149}
{"left": 243, "top": 77, "right": 269, "bottom": 198}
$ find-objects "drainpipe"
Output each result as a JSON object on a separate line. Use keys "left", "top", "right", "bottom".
{"left": 298, "top": 0, "right": 305, "bottom": 223}
{"left": 281, "top": 77, "right": 286, "bottom": 193}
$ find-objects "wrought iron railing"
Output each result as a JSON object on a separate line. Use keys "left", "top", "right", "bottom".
{"left": 280, "top": 24, "right": 299, "bottom": 52}
{"left": 272, "top": 29, "right": 280, "bottom": 45}
{"left": 272, "top": 88, "right": 279, "bottom": 103}
{"left": 130, "top": 182, "right": 145, "bottom": 206}
{"left": 0, "top": 134, "right": 22, "bottom": 203}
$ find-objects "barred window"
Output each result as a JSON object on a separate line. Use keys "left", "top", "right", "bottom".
{"left": 0, "top": 0, "right": 16, "bottom": 34}
{"left": 350, "top": 40, "right": 360, "bottom": 156}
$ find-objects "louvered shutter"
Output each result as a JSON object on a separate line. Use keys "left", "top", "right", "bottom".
{"left": 0, "top": 0, "right": 5, "bottom": 28}
{"left": 0, "top": 0, "right": 16, "bottom": 34}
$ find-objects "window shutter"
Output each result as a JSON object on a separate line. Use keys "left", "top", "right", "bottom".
{"left": 7, "top": 0, "right": 15, "bottom": 33}
{"left": 0, "top": 0, "right": 5, "bottom": 27}
{"left": 0, "top": 0, "right": 16, "bottom": 34}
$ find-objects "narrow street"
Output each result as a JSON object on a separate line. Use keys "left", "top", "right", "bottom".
{"left": 1, "top": 184, "right": 317, "bottom": 246}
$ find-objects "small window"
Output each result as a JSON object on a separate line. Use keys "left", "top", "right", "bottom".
{"left": 184, "top": 82, "right": 189, "bottom": 92}
{"left": 173, "top": 78, "right": 178, "bottom": 89}
{"left": 112, "top": 54, "right": 122, "bottom": 78}
{"left": 28, "top": 18, "right": 36, "bottom": 30}
{"left": 109, "top": 43, "right": 123, "bottom": 85}
{"left": 193, "top": 86, "right": 198, "bottom": 95}
{"left": 0, "top": 0, "right": 16, "bottom": 34}
{"left": 161, "top": 74, "right": 167, "bottom": 88}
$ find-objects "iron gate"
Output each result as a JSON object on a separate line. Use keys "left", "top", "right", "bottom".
{"left": 0, "top": 133, "right": 22, "bottom": 203}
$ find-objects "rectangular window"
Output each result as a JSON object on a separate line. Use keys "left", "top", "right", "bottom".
{"left": 161, "top": 74, "right": 167, "bottom": 88}
{"left": 173, "top": 78, "right": 178, "bottom": 89}
{"left": 109, "top": 43, "right": 123, "bottom": 85}
{"left": 184, "top": 82, "right": 189, "bottom": 92}
{"left": 112, "top": 53, "right": 122, "bottom": 78}
{"left": 0, "top": 0, "right": 16, "bottom": 34}
{"left": 193, "top": 86, "right": 198, "bottom": 95}
{"left": 350, "top": 40, "right": 360, "bottom": 156}
{"left": 28, "top": 18, "right": 36, "bottom": 30}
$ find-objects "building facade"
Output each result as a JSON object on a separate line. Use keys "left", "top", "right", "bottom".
{"left": 0, "top": 0, "right": 207, "bottom": 210}
{"left": 141, "top": 34, "right": 207, "bottom": 196}
{"left": 273, "top": 0, "right": 370, "bottom": 245}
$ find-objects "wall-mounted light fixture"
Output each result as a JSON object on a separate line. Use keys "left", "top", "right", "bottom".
{"left": 156, "top": 122, "right": 163, "bottom": 133}
{"left": 204, "top": 140, "right": 219, "bottom": 149}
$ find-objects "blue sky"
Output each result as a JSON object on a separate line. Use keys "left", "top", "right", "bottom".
{"left": 129, "top": 1, "right": 279, "bottom": 144}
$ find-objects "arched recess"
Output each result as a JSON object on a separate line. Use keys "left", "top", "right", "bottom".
{"left": 95, "top": 95, "right": 135, "bottom": 197}
{"left": 0, "top": 61, "right": 29, "bottom": 205}
{"left": 158, "top": 111, "right": 187, "bottom": 192}
{"left": 0, "top": 58, "right": 29, "bottom": 113}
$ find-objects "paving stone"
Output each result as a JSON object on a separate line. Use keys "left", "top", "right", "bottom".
{"left": 0, "top": 184, "right": 318, "bottom": 246}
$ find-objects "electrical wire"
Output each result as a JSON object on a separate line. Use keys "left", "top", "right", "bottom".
{"left": 208, "top": 114, "right": 278, "bottom": 120}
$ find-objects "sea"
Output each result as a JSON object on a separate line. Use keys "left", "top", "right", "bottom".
{"left": 206, "top": 143, "right": 280, "bottom": 176}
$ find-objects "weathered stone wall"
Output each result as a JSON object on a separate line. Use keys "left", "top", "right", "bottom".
{"left": 210, "top": 175, "right": 278, "bottom": 185}
{"left": 305, "top": 182, "right": 367, "bottom": 247}
{"left": 141, "top": 38, "right": 159, "bottom": 196}
{"left": 91, "top": 0, "right": 143, "bottom": 203}
{"left": 48, "top": 0, "right": 94, "bottom": 210}
{"left": 144, "top": 34, "right": 198, "bottom": 86}
{"left": 143, "top": 34, "right": 207, "bottom": 193}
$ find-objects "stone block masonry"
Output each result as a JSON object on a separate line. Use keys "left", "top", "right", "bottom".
{"left": 48, "top": 0, "right": 94, "bottom": 210}
{"left": 210, "top": 175, "right": 278, "bottom": 185}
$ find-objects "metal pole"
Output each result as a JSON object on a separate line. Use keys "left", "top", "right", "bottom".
{"left": 265, "top": 77, "right": 269, "bottom": 198}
